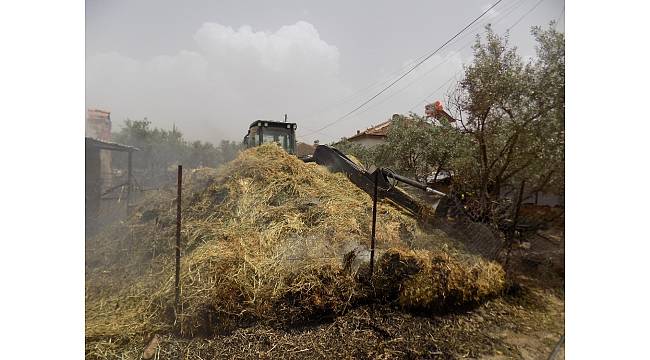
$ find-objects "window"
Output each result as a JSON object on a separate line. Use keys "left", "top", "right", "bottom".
{"left": 260, "top": 128, "right": 294, "bottom": 153}
{"left": 248, "top": 128, "right": 259, "bottom": 147}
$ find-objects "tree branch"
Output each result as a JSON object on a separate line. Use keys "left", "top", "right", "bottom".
{"left": 495, "top": 131, "right": 520, "bottom": 179}
{"left": 525, "top": 169, "right": 557, "bottom": 197}
{"left": 488, "top": 128, "right": 520, "bottom": 172}
{"left": 501, "top": 157, "right": 535, "bottom": 182}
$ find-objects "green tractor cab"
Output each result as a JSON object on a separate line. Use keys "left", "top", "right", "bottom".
{"left": 243, "top": 120, "right": 298, "bottom": 154}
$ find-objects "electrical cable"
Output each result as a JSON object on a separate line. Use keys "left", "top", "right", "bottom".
{"left": 300, "top": 0, "right": 546, "bottom": 142}
{"left": 408, "top": 0, "right": 548, "bottom": 115}
{"left": 351, "top": 0, "right": 527, "bottom": 118}
{"left": 507, "top": 0, "right": 547, "bottom": 31}
{"left": 299, "top": 0, "right": 527, "bottom": 141}
{"left": 296, "top": 0, "right": 522, "bottom": 123}
{"left": 301, "top": 0, "right": 505, "bottom": 137}
{"left": 351, "top": 0, "right": 530, "bottom": 118}
{"left": 408, "top": 72, "right": 461, "bottom": 113}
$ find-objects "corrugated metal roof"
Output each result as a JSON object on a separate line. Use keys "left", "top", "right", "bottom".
{"left": 85, "top": 137, "right": 139, "bottom": 152}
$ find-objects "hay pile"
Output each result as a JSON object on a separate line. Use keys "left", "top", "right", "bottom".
{"left": 86, "top": 144, "right": 505, "bottom": 339}
{"left": 374, "top": 249, "right": 505, "bottom": 311}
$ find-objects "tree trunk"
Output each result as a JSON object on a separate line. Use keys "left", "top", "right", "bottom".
{"left": 478, "top": 136, "right": 490, "bottom": 220}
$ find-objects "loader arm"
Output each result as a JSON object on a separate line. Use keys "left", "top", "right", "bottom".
{"left": 309, "top": 145, "right": 505, "bottom": 260}
{"left": 311, "top": 145, "right": 449, "bottom": 220}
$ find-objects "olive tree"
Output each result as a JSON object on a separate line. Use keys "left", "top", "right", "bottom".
{"left": 332, "top": 139, "right": 378, "bottom": 171}
{"left": 442, "top": 24, "right": 564, "bottom": 220}
{"left": 373, "top": 114, "right": 468, "bottom": 182}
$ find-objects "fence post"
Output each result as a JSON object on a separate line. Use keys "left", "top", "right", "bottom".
{"left": 175, "top": 165, "right": 182, "bottom": 321}
{"left": 370, "top": 170, "right": 379, "bottom": 276}
{"left": 504, "top": 180, "right": 525, "bottom": 269}
{"left": 126, "top": 150, "right": 133, "bottom": 215}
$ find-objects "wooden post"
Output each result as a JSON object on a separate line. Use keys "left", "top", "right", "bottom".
{"left": 175, "top": 165, "right": 182, "bottom": 318}
{"left": 548, "top": 334, "right": 565, "bottom": 360}
{"left": 512, "top": 181, "right": 526, "bottom": 235}
{"left": 370, "top": 170, "right": 379, "bottom": 276}
{"left": 505, "top": 180, "right": 525, "bottom": 269}
{"left": 126, "top": 150, "right": 133, "bottom": 215}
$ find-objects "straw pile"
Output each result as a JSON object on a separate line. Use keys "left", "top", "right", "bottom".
{"left": 374, "top": 249, "right": 505, "bottom": 311}
{"left": 86, "top": 143, "right": 505, "bottom": 339}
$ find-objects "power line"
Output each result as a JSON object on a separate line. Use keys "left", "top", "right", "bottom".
{"left": 408, "top": 0, "right": 547, "bottom": 115}
{"left": 298, "top": 125, "right": 333, "bottom": 139}
{"left": 297, "top": 0, "right": 521, "bottom": 124}
{"left": 353, "top": 62, "right": 459, "bottom": 119}
{"left": 365, "top": 0, "right": 531, "bottom": 117}
{"left": 301, "top": 0, "right": 505, "bottom": 137}
{"left": 295, "top": 0, "right": 521, "bottom": 125}
{"left": 299, "top": 0, "right": 526, "bottom": 140}
{"left": 296, "top": 52, "right": 433, "bottom": 123}
{"left": 301, "top": 0, "right": 541, "bottom": 141}
{"left": 408, "top": 72, "right": 462, "bottom": 113}
{"left": 507, "top": 0, "right": 547, "bottom": 31}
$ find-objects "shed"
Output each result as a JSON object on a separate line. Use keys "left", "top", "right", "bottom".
{"left": 85, "top": 137, "right": 139, "bottom": 234}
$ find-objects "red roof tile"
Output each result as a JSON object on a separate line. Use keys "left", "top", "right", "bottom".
{"left": 348, "top": 120, "right": 392, "bottom": 140}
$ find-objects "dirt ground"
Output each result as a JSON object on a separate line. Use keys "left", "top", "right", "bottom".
{"left": 86, "top": 233, "right": 564, "bottom": 360}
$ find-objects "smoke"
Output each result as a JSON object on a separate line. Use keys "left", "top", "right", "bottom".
{"left": 86, "top": 21, "right": 350, "bottom": 143}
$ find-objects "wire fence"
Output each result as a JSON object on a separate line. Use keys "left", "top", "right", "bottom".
{"left": 87, "top": 167, "right": 563, "bottom": 266}
{"left": 85, "top": 162, "right": 565, "bottom": 324}
{"left": 84, "top": 163, "right": 565, "bottom": 347}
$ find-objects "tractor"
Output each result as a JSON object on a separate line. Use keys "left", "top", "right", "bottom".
{"left": 243, "top": 120, "right": 298, "bottom": 155}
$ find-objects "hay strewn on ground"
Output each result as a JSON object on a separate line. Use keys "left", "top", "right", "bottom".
{"left": 86, "top": 144, "right": 505, "bottom": 341}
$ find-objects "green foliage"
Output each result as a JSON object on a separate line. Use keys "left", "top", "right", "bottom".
{"left": 333, "top": 24, "right": 564, "bottom": 224}
{"left": 374, "top": 114, "right": 468, "bottom": 182}
{"left": 333, "top": 115, "right": 468, "bottom": 183}
{"left": 217, "top": 139, "right": 242, "bottom": 165}
{"left": 111, "top": 119, "right": 242, "bottom": 184}
{"left": 333, "top": 139, "right": 377, "bottom": 171}
{"left": 443, "top": 24, "right": 565, "bottom": 217}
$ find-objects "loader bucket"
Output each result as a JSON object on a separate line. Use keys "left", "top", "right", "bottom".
{"left": 310, "top": 145, "right": 503, "bottom": 260}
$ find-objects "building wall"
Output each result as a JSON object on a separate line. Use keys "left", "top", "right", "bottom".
{"left": 348, "top": 136, "right": 385, "bottom": 147}
{"left": 296, "top": 142, "right": 315, "bottom": 157}
{"left": 86, "top": 109, "right": 113, "bottom": 188}
{"left": 502, "top": 187, "right": 564, "bottom": 207}
{"left": 523, "top": 191, "right": 564, "bottom": 207}
{"left": 86, "top": 109, "right": 112, "bottom": 140}
{"left": 85, "top": 145, "right": 101, "bottom": 235}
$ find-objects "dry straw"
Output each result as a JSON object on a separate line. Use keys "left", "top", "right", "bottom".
{"left": 86, "top": 144, "right": 505, "bottom": 339}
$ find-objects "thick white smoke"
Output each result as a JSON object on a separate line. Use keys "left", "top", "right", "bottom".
{"left": 86, "top": 21, "right": 349, "bottom": 143}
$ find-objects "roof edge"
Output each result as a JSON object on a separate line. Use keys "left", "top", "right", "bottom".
{"left": 85, "top": 137, "right": 140, "bottom": 152}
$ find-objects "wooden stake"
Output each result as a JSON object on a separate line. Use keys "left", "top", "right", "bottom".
{"left": 175, "top": 165, "right": 182, "bottom": 318}
{"left": 370, "top": 170, "right": 379, "bottom": 276}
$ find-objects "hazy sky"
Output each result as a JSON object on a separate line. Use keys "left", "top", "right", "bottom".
{"left": 86, "top": 0, "right": 564, "bottom": 144}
